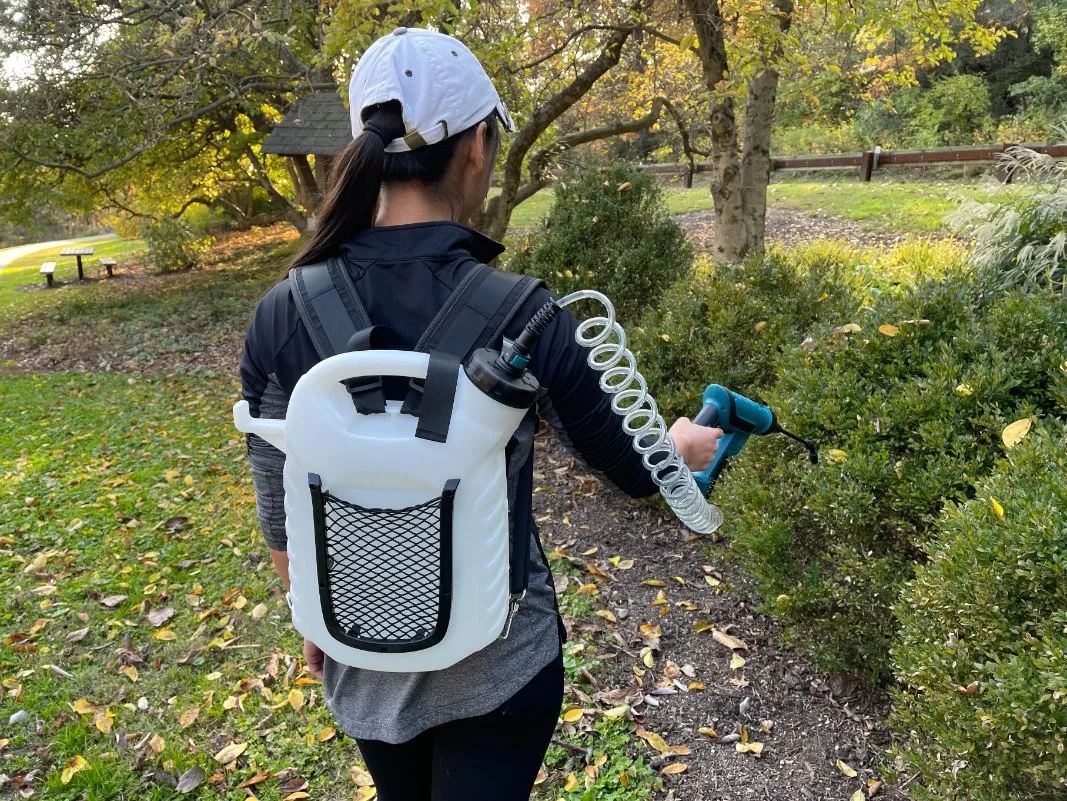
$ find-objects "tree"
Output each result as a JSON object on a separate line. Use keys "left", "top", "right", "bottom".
{"left": 682, "top": 0, "right": 1008, "bottom": 261}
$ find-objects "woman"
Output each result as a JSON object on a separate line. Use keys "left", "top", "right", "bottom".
{"left": 240, "top": 27, "right": 723, "bottom": 801}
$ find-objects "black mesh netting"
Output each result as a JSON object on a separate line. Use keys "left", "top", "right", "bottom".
{"left": 319, "top": 491, "right": 445, "bottom": 645}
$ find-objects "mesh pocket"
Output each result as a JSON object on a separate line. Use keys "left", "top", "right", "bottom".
{"left": 309, "top": 475, "right": 458, "bottom": 653}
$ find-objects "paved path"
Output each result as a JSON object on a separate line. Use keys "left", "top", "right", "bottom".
{"left": 0, "top": 233, "right": 115, "bottom": 273}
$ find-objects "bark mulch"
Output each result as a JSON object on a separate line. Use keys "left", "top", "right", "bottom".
{"left": 534, "top": 430, "right": 906, "bottom": 801}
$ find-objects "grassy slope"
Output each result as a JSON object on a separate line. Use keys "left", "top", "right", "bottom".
{"left": 0, "top": 227, "right": 657, "bottom": 800}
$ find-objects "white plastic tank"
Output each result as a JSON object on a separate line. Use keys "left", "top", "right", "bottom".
{"left": 234, "top": 350, "right": 528, "bottom": 671}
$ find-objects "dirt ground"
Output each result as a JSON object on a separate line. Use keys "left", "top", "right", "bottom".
{"left": 534, "top": 432, "right": 906, "bottom": 801}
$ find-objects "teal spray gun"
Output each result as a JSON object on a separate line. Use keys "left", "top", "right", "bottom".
{"left": 691, "top": 385, "right": 819, "bottom": 496}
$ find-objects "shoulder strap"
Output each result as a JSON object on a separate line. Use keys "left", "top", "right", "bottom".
{"left": 402, "top": 264, "right": 544, "bottom": 424}
{"left": 289, "top": 258, "right": 373, "bottom": 359}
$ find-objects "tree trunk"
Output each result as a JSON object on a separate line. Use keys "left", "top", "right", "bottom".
{"left": 684, "top": 0, "right": 792, "bottom": 262}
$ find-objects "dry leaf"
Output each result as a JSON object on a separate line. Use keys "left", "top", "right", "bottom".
{"left": 318, "top": 727, "right": 336, "bottom": 742}
{"left": 153, "top": 628, "right": 177, "bottom": 641}
{"left": 693, "top": 620, "right": 715, "bottom": 634}
{"left": 178, "top": 707, "right": 200, "bottom": 729}
{"left": 354, "top": 788, "right": 377, "bottom": 801}
{"left": 833, "top": 323, "right": 862, "bottom": 335}
{"left": 698, "top": 727, "right": 719, "bottom": 738}
{"left": 561, "top": 707, "right": 584, "bottom": 723}
{"left": 67, "top": 627, "right": 90, "bottom": 642}
{"left": 669, "top": 745, "right": 692, "bottom": 756}
{"left": 563, "top": 773, "right": 579, "bottom": 791}
{"left": 214, "top": 741, "right": 247, "bottom": 764}
{"left": 595, "top": 610, "right": 616, "bottom": 624}
{"left": 617, "top": 559, "right": 634, "bottom": 570}
{"left": 71, "top": 697, "right": 97, "bottom": 715}
{"left": 641, "top": 580, "right": 665, "bottom": 587}
{"left": 176, "top": 766, "right": 205, "bottom": 794}
{"left": 1002, "top": 417, "right": 1033, "bottom": 449}
{"left": 989, "top": 497, "right": 1004, "bottom": 521}
{"left": 639, "top": 623, "right": 662, "bottom": 639}
{"left": 121, "top": 666, "right": 139, "bottom": 682}
{"left": 836, "top": 759, "right": 858, "bottom": 778}
{"left": 148, "top": 734, "right": 165, "bottom": 753}
{"left": 534, "top": 766, "right": 548, "bottom": 785}
{"left": 688, "top": 682, "right": 706, "bottom": 691}
{"left": 602, "top": 704, "right": 629, "bottom": 718}
{"left": 736, "top": 742, "right": 765, "bottom": 755}
{"left": 851, "top": 792, "right": 866, "bottom": 801}
{"left": 878, "top": 324, "right": 899, "bottom": 337}
{"left": 282, "top": 794, "right": 310, "bottom": 801}
{"left": 617, "top": 181, "right": 633, "bottom": 192}
{"left": 705, "top": 575, "right": 721, "bottom": 587}
{"left": 93, "top": 709, "right": 115, "bottom": 733}
{"left": 661, "top": 763, "right": 687, "bottom": 775}
{"left": 251, "top": 603, "right": 268, "bottom": 620}
{"left": 637, "top": 728, "right": 671, "bottom": 753}
{"left": 101, "top": 595, "right": 127, "bottom": 608}
{"left": 670, "top": 576, "right": 686, "bottom": 586}
{"left": 641, "top": 648, "right": 655, "bottom": 668}
{"left": 61, "top": 754, "right": 89, "bottom": 784}
{"left": 288, "top": 689, "right": 305, "bottom": 710}
{"left": 146, "top": 607, "right": 174, "bottom": 627}
{"left": 712, "top": 630, "right": 748, "bottom": 651}
{"left": 730, "top": 653, "right": 747, "bottom": 670}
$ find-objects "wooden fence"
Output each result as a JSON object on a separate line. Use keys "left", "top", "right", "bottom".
{"left": 636, "top": 142, "right": 1067, "bottom": 185}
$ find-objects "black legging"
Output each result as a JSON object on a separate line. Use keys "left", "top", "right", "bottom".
{"left": 356, "top": 652, "right": 564, "bottom": 801}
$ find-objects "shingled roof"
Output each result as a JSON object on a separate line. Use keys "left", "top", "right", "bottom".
{"left": 261, "top": 92, "right": 351, "bottom": 156}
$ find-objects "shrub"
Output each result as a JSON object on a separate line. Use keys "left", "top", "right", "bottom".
{"left": 890, "top": 424, "right": 1067, "bottom": 800}
{"left": 717, "top": 277, "right": 1067, "bottom": 681}
{"left": 911, "top": 75, "right": 994, "bottom": 147}
{"left": 947, "top": 140, "right": 1067, "bottom": 294}
{"left": 142, "top": 216, "right": 213, "bottom": 273}
{"left": 507, "top": 165, "right": 691, "bottom": 323}
{"left": 632, "top": 246, "right": 866, "bottom": 418}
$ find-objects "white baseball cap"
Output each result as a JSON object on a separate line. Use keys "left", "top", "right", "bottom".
{"left": 349, "top": 27, "right": 515, "bottom": 153}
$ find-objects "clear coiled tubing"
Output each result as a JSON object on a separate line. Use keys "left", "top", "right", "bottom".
{"left": 556, "top": 290, "right": 723, "bottom": 535}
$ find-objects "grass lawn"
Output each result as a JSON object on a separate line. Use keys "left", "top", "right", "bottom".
{"left": 502, "top": 177, "right": 1006, "bottom": 234}
{"left": 0, "top": 225, "right": 659, "bottom": 800}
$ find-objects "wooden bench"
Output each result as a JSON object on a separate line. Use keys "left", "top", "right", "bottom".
{"left": 40, "top": 261, "right": 56, "bottom": 287}
{"left": 100, "top": 257, "right": 117, "bottom": 278}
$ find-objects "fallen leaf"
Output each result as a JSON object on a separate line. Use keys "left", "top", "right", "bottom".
{"left": 288, "top": 689, "right": 305, "bottom": 710}
{"left": 989, "top": 497, "right": 1004, "bottom": 521}
{"left": 251, "top": 603, "right": 268, "bottom": 620}
{"left": 61, "top": 755, "right": 89, "bottom": 784}
{"left": 1002, "top": 417, "right": 1033, "bottom": 449}
{"left": 93, "top": 709, "right": 115, "bottom": 733}
{"left": 688, "top": 682, "right": 706, "bottom": 691}
{"left": 637, "top": 728, "right": 671, "bottom": 753}
{"left": 670, "top": 576, "right": 685, "bottom": 586}
{"left": 669, "top": 745, "right": 692, "bottom": 756}
{"left": 661, "top": 763, "right": 687, "bottom": 775}
{"left": 318, "top": 726, "right": 336, "bottom": 742}
{"left": 878, "top": 324, "right": 899, "bottom": 337}
{"left": 616, "top": 559, "right": 634, "bottom": 570}
{"left": 282, "top": 793, "right": 310, "bottom": 801}
{"left": 149, "top": 734, "right": 165, "bottom": 753}
{"left": 736, "top": 742, "right": 765, "bottom": 755}
{"left": 641, "top": 580, "right": 665, "bottom": 587}
{"left": 178, "top": 707, "right": 200, "bottom": 728}
{"left": 71, "top": 697, "right": 97, "bottom": 715}
{"left": 617, "top": 181, "right": 633, "bottom": 192}
{"left": 729, "top": 676, "right": 751, "bottom": 688}
{"left": 354, "top": 788, "right": 377, "bottom": 801}
{"left": 851, "top": 792, "right": 866, "bottom": 801}
{"left": 602, "top": 704, "right": 629, "bottom": 719}
{"left": 350, "top": 766, "right": 374, "bottom": 786}
{"left": 693, "top": 620, "right": 715, "bottom": 633}
{"left": 639, "top": 623, "right": 662, "bottom": 639}
{"left": 836, "top": 759, "right": 858, "bottom": 778}
{"left": 214, "top": 741, "right": 247, "bottom": 764}
{"left": 122, "top": 666, "right": 139, "bottom": 682}
{"left": 146, "top": 607, "right": 174, "bottom": 627}
{"left": 153, "top": 628, "right": 177, "bottom": 641}
{"left": 595, "top": 610, "right": 616, "bottom": 623}
{"left": 67, "top": 627, "right": 90, "bottom": 642}
{"left": 730, "top": 653, "right": 747, "bottom": 670}
{"left": 101, "top": 595, "right": 127, "bottom": 608}
{"left": 712, "top": 630, "right": 748, "bottom": 651}
{"left": 752, "top": 320, "right": 767, "bottom": 334}
{"left": 561, "top": 707, "right": 584, "bottom": 723}
{"left": 833, "top": 323, "right": 862, "bottom": 335}
{"left": 563, "top": 773, "right": 579, "bottom": 792}
{"left": 705, "top": 575, "right": 721, "bottom": 587}
{"left": 698, "top": 727, "right": 719, "bottom": 738}
{"left": 641, "top": 648, "right": 655, "bottom": 668}
{"left": 534, "top": 766, "right": 548, "bottom": 785}
{"left": 176, "top": 766, "right": 205, "bottom": 794}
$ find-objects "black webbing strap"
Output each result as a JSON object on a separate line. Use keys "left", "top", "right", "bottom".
{"left": 402, "top": 264, "right": 544, "bottom": 419}
{"left": 414, "top": 352, "right": 462, "bottom": 443}
{"left": 509, "top": 443, "right": 534, "bottom": 595}
{"left": 343, "top": 326, "right": 407, "bottom": 414}
{"left": 289, "top": 259, "right": 373, "bottom": 360}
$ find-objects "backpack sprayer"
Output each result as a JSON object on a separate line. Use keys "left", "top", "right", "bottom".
{"left": 234, "top": 273, "right": 816, "bottom": 673}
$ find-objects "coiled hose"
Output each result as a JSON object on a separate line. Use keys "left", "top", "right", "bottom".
{"left": 555, "top": 290, "right": 723, "bottom": 535}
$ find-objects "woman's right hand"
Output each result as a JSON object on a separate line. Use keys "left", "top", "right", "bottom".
{"left": 670, "top": 417, "right": 724, "bottom": 472}
{"left": 304, "top": 638, "right": 325, "bottom": 679}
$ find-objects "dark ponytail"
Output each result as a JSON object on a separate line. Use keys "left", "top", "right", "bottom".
{"left": 289, "top": 101, "right": 499, "bottom": 271}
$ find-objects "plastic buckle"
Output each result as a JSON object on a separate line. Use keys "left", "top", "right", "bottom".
{"left": 285, "top": 591, "right": 293, "bottom": 610}
{"left": 407, "top": 378, "right": 425, "bottom": 394}
{"left": 500, "top": 590, "right": 526, "bottom": 640}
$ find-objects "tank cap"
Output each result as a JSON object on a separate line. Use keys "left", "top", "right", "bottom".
{"left": 392, "top": 27, "right": 408, "bottom": 35}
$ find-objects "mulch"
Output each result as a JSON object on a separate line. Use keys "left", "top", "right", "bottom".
{"left": 534, "top": 431, "right": 906, "bottom": 801}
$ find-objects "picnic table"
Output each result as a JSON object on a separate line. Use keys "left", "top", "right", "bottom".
{"left": 60, "top": 246, "right": 94, "bottom": 280}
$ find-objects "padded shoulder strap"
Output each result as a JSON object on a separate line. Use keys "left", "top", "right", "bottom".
{"left": 289, "top": 258, "right": 372, "bottom": 359}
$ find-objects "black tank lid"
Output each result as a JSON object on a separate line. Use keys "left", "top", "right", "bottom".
{"left": 465, "top": 348, "right": 540, "bottom": 409}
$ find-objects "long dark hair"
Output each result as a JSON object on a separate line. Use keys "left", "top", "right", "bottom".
{"left": 290, "top": 101, "right": 498, "bottom": 269}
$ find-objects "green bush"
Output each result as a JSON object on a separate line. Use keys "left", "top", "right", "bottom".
{"left": 716, "top": 277, "right": 1067, "bottom": 680}
{"left": 632, "top": 246, "right": 866, "bottom": 418}
{"left": 507, "top": 165, "right": 691, "bottom": 323}
{"left": 891, "top": 424, "right": 1067, "bottom": 800}
{"left": 142, "top": 216, "right": 213, "bottom": 273}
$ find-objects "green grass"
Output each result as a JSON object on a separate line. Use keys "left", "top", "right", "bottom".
{"left": 767, "top": 178, "right": 1022, "bottom": 233}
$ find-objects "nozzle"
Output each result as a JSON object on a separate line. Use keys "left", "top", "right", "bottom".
{"left": 776, "top": 425, "right": 819, "bottom": 465}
